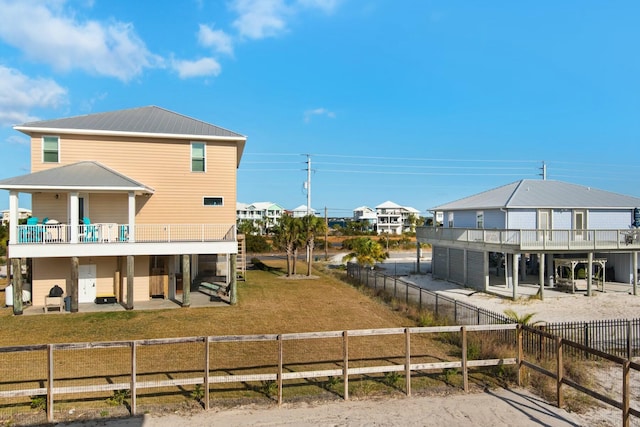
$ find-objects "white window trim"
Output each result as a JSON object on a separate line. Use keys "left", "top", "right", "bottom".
{"left": 191, "top": 142, "right": 206, "bottom": 172}
{"left": 203, "top": 196, "right": 224, "bottom": 206}
{"left": 476, "top": 211, "right": 484, "bottom": 229}
{"left": 42, "top": 135, "right": 60, "bottom": 163}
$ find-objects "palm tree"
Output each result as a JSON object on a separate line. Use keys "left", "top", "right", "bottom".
{"left": 300, "top": 215, "right": 327, "bottom": 276}
{"left": 342, "top": 237, "right": 388, "bottom": 268}
{"left": 503, "top": 309, "right": 544, "bottom": 326}
{"left": 272, "top": 214, "right": 303, "bottom": 276}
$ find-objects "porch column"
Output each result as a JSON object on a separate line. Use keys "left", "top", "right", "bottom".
{"left": 70, "top": 192, "right": 79, "bottom": 243}
{"left": 8, "top": 191, "right": 18, "bottom": 244}
{"left": 483, "top": 251, "right": 490, "bottom": 292}
{"left": 11, "top": 258, "right": 23, "bottom": 315}
{"left": 519, "top": 254, "right": 527, "bottom": 281}
{"left": 633, "top": 251, "right": 638, "bottom": 296}
{"left": 128, "top": 192, "right": 136, "bottom": 242}
{"left": 230, "top": 255, "right": 237, "bottom": 305}
{"left": 125, "top": 255, "right": 134, "bottom": 309}
{"left": 416, "top": 242, "right": 420, "bottom": 274}
{"left": 182, "top": 255, "right": 191, "bottom": 307}
{"left": 70, "top": 257, "right": 79, "bottom": 312}
{"left": 512, "top": 254, "right": 519, "bottom": 300}
{"left": 586, "top": 252, "right": 593, "bottom": 297}
{"left": 538, "top": 253, "right": 545, "bottom": 301}
{"left": 462, "top": 249, "right": 468, "bottom": 286}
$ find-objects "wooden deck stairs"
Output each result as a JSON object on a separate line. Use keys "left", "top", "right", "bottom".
{"left": 237, "top": 234, "right": 246, "bottom": 281}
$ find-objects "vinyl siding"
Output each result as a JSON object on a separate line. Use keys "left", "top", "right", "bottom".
{"left": 484, "top": 209, "right": 506, "bottom": 229}
{"left": 553, "top": 210, "right": 571, "bottom": 229}
{"left": 29, "top": 133, "right": 238, "bottom": 225}
{"left": 507, "top": 210, "right": 536, "bottom": 229}
{"left": 32, "top": 256, "right": 152, "bottom": 304}
{"left": 589, "top": 210, "right": 633, "bottom": 229}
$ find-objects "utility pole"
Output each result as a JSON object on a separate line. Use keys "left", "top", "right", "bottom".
{"left": 306, "top": 154, "right": 311, "bottom": 215}
{"left": 540, "top": 161, "right": 547, "bottom": 180}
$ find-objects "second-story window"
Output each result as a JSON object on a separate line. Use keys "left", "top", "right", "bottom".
{"left": 191, "top": 142, "right": 205, "bottom": 172}
{"left": 43, "top": 136, "right": 59, "bottom": 163}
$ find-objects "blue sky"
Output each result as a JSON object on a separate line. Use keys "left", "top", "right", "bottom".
{"left": 1, "top": 1, "right": 639, "bottom": 217}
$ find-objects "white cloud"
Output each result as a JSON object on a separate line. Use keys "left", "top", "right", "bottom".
{"left": 172, "top": 57, "right": 222, "bottom": 79}
{"left": 231, "top": 0, "right": 290, "bottom": 39}
{"left": 6, "top": 135, "right": 30, "bottom": 145}
{"left": 198, "top": 24, "right": 234, "bottom": 55}
{"left": 229, "top": 0, "right": 341, "bottom": 40}
{"left": 0, "top": 65, "right": 68, "bottom": 126}
{"left": 0, "top": 0, "right": 161, "bottom": 81}
{"left": 304, "top": 107, "right": 336, "bottom": 123}
{"left": 296, "top": 0, "right": 340, "bottom": 13}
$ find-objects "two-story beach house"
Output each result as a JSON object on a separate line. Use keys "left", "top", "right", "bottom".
{"left": 1, "top": 106, "right": 246, "bottom": 314}
{"left": 375, "top": 201, "right": 420, "bottom": 235}
{"left": 416, "top": 179, "right": 640, "bottom": 299}
{"left": 236, "top": 201, "right": 285, "bottom": 234}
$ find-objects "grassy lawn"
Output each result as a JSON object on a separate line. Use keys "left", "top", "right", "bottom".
{"left": 0, "top": 260, "right": 417, "bottom": 346}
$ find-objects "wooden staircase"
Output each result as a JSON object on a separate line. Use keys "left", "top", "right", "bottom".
{"left": 237, "top": 234, "right": 246, "bottom": 281}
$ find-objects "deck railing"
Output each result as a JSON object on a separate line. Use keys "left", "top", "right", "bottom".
{"left": 417, "top": 227, "right": 640, "bottom": 251}
{"left": 15, "top": 223, "right": 236, "bottom": 244}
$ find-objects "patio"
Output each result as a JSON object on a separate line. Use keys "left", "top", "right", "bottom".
{"left": 19, "top": 290, "right": 228, "bottom": 315}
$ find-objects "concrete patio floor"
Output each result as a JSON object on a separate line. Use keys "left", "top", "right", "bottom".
{"left": 18, "top": 290, "right": 229, "bottom": 315}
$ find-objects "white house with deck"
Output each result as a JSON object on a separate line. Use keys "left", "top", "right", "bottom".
{"left": 417, "top": 179, "right": 640, "bottom": 299}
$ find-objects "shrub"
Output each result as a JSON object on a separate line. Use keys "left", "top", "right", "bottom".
{"left": 246, "top": 235, "right": 271, "bottom": 253}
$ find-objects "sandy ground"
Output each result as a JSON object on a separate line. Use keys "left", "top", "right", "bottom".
{"left": 377, "top": 252, "right": 640, "bottom": 323}
{"left": 64, "top": 388, "right": 586, "bottom": 427}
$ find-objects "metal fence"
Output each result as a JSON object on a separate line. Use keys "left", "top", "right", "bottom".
{"left": 346, "top": 263, "right": 640, "bottom": 359}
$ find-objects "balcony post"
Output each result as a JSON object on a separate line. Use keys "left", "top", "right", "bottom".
{"left": 70, "top": 192, "right": 79, "bottom": 243}
{"left": 633, "top": 251, "right": 638, "bottom": 296}
{"left": 538, "top": 253, "right": 545, "bottom": 301}
{"left": 586, "top": 252, "right": 593, "bottom": 297}
{"left": 8, "top": 191, "right": 18, "bottom": 244}
{"left": 128, "top": 192, "right": 136, "bottom": 243}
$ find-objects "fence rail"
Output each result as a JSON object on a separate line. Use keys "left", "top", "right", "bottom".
{"left": 346, "top": 263, "right": 640, "bottom": 359}
{"left": 0, "top": 325, "right": 517, "bottom": 424}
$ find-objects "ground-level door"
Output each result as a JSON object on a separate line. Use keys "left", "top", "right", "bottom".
{"left": 79, "top": 264, "right": 97, "bottom": 303}
{"left": 149, "top": 255, "right": 169, "bottom": 298}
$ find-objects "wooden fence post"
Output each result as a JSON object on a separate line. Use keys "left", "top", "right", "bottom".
{"left": 405, "top": 282, "right": 409, "bottom": 304}
{"left": 131, "top": 341, "right": 137, "bottom": 416}
{"left": 47, "top": 344, "right": 54, "bottom": 423}
{"left": 277, "top": 335, "right": 283, "bottom": 406}
{"left": 204, "top": 337, "right": 210, "bottom": 410}
{"left": 405, "top": 328, "right": 411, "bottom": 397}
{"left": 556, "top": 336, "right": 563, "bottom": 408}
{"left": 343, "top": 331, "right": 349, "bottom": 401}
{"left": 517, "top": 326, "right": 523, "bottom": 387}
{"left": 623, "top": 360, "right": 630, "bottom": 427}
{"left": 461, "top": 326, "right": 468, "bottom": 392}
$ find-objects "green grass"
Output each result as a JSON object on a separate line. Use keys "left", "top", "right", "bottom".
{"left": 0, "top": 260, "right": 417, "bottom": 346}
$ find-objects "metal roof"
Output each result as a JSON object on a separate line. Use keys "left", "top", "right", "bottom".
{"left": 15, "top": 106, "right": 245, "bottom": 138}
{"left": 0, "top": 161, "right": 154, "bottom": 194}
{"left": 14, "top": 106, "right": 247, "bottom": 165}
{"left": 433, "top": 179, "right": 640, "bottom": 210}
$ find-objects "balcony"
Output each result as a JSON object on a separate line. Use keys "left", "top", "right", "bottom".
{"left": 416, "top": 227, "right": 640, "bottom": 252}
{"left": 12, "top": 223, "right": 237, "bottom": 258}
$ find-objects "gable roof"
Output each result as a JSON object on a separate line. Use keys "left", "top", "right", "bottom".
{"left": 434, "top": 179, "right": 640, "bottom": 211}
{"left": 0, "top": 161, "right": 154, "bottom": 194}
{"left": 14, "top": 106, "right": 247, "bottom": 165}
{"left": 376, "top": 201, "right": 402, "bottom": 209}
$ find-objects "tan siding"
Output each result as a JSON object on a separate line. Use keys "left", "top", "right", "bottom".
{"left": 29, "top": 133, "right": 238, "bottom": 224}
{"left": 31, "top": 193, "right": 68, "bottom": 223}
{"left": 32, "top": 255, "right": 152, "bottom": 305}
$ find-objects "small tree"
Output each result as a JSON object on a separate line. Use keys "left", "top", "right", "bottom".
{"left": 272, "top": 214, "right": 304, "bottom": 276}
{"left": 342, "top": 237, "right": 388, "bottom": 268}
{"left": 300, "top": 215, "right": 327, "bottom": 276}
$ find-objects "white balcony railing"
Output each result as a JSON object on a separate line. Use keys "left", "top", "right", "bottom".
{"left": 15, "top": 224, "right": 236, "bottom": 245}
{"left": 416, "top": 227, "right": 640, "bottom": 251}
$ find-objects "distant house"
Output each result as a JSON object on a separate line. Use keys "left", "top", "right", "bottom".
{"left": 375, "top": 201, "right": 420, "bottom": 235}
{"left": 417, "top": 179, "right": 640, "bottom": 298}
{"left": 0, "top": 106, "right": 246, "bottom": 313}
{"left": 1, "top": 208, "right": 31, "bottom": 225}
{"left": 237, "top": 201, "right": 285, "bottom": 234}
{"left": 353, "top": 206, "right": 377, "bottom": 232}
{"left": 291, "top": 205, "right": 318, "bottom": 218}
